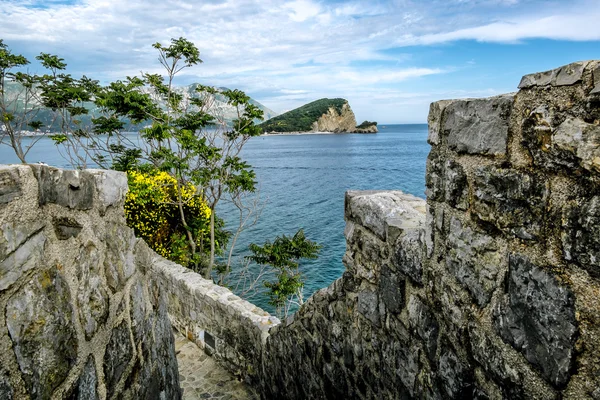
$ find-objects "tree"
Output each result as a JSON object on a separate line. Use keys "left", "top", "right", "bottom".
{"left": 54, "top": 37, "right": 263, "bottom": 277}
{"left": 247, "top": 229, "right": 321, "bottom": 318}
{"left": 0, "top": 39, "right": 97, "bottom": 164}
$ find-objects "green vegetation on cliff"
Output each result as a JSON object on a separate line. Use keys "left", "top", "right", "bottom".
{"left": 356, "top": 120, "right": 377, "bottom": 129}
{"left": 258, "top": 98, "right": 347, "bottom": 132}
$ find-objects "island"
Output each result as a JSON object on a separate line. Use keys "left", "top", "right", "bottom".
{"left": 259, "top": 98, "right": 377, "bottom": 134}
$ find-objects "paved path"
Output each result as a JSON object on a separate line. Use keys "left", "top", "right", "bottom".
{"left": 175, "top": 333, "right": 257, "bottom": 400}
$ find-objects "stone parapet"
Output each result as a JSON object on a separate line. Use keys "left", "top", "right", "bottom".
{"left": 0, "top": 164, "right": 181, "bottom": 399}
{"left": 149, "top": 254, "right": 280, "bottom": 384}
{"left": 260, "top": 191, "right": 429, "bottom": 398}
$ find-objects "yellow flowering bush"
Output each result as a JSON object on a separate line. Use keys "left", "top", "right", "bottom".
{"left": 124, "top": 170, "right": 211, "bottom": 266}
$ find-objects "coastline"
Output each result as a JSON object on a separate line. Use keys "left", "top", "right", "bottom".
{"left": 261, "top": 131, "right": 338, "bottom": 136}
{"left": 261, "top": 130, "right": 375, "bottom": 136}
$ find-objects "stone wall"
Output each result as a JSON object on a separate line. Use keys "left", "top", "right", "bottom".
{"left": 150, "top": 255, "right": 279, "bottom": 385}
{"left": 258, "top": 61, "right": 600, "bottom": 399}
{"left": 0, "top": 165, "right": 181, "bottom": 399}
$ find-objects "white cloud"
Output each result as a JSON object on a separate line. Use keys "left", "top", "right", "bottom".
{"left": 398, "top": 13, "right": 600, "bottom": 45}
{"left": 284, "top": 0, "right": 321, "bottom": 22}
{"left": 0, "top": 0, "right": 598, "bottom": 122}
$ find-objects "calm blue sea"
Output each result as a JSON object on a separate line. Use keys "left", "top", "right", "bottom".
{"left": 0, "top": 124, "right": 430, "bottom": 312}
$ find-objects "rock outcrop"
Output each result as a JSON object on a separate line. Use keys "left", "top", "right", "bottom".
{"left": 311, "top": 102, "right": 357, "bottom": 132}
{"left": 353, "top": 120, "right": 378, "bottom": 133}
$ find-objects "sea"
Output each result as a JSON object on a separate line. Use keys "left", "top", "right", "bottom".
{"left": 0, "top": 124, "right": 430, "bottom": 312}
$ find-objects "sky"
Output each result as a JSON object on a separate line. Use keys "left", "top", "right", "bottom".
{"left": 0, "top": 0, "right": 599, "bottom": 123}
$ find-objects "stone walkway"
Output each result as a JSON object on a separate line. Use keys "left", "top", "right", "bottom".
{"left": 175, "top": 333, "right": 257, "bottom": 400}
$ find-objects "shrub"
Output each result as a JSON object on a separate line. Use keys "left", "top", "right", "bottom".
{"left": 124, "top": 170, "right": 216, "bottom": 268}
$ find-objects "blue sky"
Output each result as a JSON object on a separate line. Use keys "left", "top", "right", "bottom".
{"left": 1, "top": 0, "right": 599, "bottom": 123}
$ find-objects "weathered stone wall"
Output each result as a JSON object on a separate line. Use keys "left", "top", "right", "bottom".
{"left": 0, "top": 165, "right": 181, "bottom": 399}
{"left": 150, "top": 255, "right": 280, "bottom": 385}
{"left": 258, "top": 61, "right": 600, "bottom": 399}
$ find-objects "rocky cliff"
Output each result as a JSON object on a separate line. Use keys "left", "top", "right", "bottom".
{"left": 311, "top": 102, "right": 358, "bottom": 132}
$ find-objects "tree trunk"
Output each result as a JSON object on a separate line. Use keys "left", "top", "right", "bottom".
{"left": 205, "top": 210, "right": 215, "bottom": 279}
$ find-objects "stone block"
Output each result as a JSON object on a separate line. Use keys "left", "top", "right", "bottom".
{"left": 103, "top": 321, "right": 134, "bottom": 394}
{"left": 89, "top": 169, "right": 128, "bottom": 213}
{"left": 468, "top": 324, "right": 523, "bottom": 394}
{"left": 473, "top": 166, "right": 547, "bottom": 240}
{"left": 31, "top": 165, "right": 94, "bottom": 210}
{"left": 518, "top": 61, "right": 589, "bottom": 88}
{"left": 442, "top": 94, "right": 513, "bottom": 156}
{"left": 6, "top": 268, "right": 78, "bottom": 399}
{"left": 494, "top": 254, "right": 577, "bottom": 388}
{"left": 379, "top": 264, "right": 405, "bottom": 314}
{"left": 104, "top": 222, "right": 136, "bottom": 293}
{"left": 518, "top": 68, "right": 556, "bottom": 89}
{"left": 76, "top": 244, "right": 109, "bottom": 341}
{"left": 562, "top": 196, "right": 600, "bottom": 277}
{"left": 345, "top": 190, "right": 426, "bottom": 242}
{"left": 391, "top": 228, "right": 423, "bottom": 285}
{"left": 591, "top": 62, "right": 600, "bottom": 94}
{"left": 425, "top": 151, "right": 444, "bottom": 202}
{"left": 68, "top": 356, "right": 99, "bottom": 400}
{"left": 0, "top": 166, "right": 22, "bottom": 204}
{"left": 407, "top": 295, "right": 439, "bottom": 362}
{"left": 444, "top": 160, "right": 468, "bottom": 209}
{"left": 0, "top": 374, "right": 13, "bottom": 400}
{"left": 446, "top": 218, "right": 505, "bottom": 306}
{"left": 553, "top": 117, "right": 600, "bottom": 174}
{"left": 427, "top": 100, "right": 453, "bottom": 145}
{"left": 426, "top": 155, "right": 468, "bottom": 209}
{"left": 555, "top": 61, "right": 588, "bottom": 86}
{"left": 0, "top": 227, "right": 46, "bottom": 291}
{"left": 438, "top": 347, "right": 471, "bottom": 399}
{"left": 383, "top": 339, "right": 420, "bottom": 397}
{"left": 357, "top": 290, "right": 380, "bottom": 326}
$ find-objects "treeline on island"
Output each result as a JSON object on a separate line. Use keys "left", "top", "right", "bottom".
{"left": 356, "top": 120, "right": 377, "bottom": 129}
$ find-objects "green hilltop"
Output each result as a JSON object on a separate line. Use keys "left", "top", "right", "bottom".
{"left": 258, "top": 98, "right": 348, "bottom": 133}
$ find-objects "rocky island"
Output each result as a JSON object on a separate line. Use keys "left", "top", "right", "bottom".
{"left": 259, "top": 98, "right": 378, "bottom": 134}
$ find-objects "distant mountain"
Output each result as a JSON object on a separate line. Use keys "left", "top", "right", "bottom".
{"left": 166, "top": 84, "right": 278, "bottom": 123}
{"left": 258, "top": 98, "right": 376, "bottom": 134}
{"left": 1, "top": 82, "right": 277, "bottom": 132}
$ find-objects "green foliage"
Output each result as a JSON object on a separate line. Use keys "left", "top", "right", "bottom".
{"left": 124, "top": 170, "right": 229, "bottom": 271}
{"left": 1, "top": 39, "right": 98, "bottom": 162}
{"left": 258, "top": 98, "right": 347, "bottom": 133}
{"left": 0, "top": 39, "right": 29, "bottom": 74}
{"left": 247, "top": 229, "right": 321, "bottom": 315}
{"left": 54, "top": 37, "right": 265, "bottom": 278}
{"left": 356, "top": 120, "right": 377, "bottom": 129}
